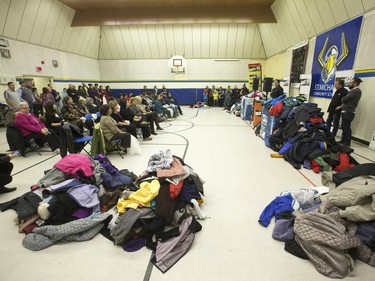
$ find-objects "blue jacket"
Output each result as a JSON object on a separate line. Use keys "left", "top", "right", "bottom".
{"left": 154, "top": 99, "right": 166, "bottom": 114}
{"left": 258, "top": 194, "right": 294, "bottom": 227}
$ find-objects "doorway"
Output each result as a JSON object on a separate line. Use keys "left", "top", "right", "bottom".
{"left": 22, "top": 75, "right": 53, "bottom": 93}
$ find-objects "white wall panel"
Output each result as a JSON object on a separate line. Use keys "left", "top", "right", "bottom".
{"left": 173, "top": 24, "right": 185, "bottom": 56}
{"left": 17, "top": 0, "right": 40, "bottom": 42}
{"left": 40, "top": 0, "right": 62, "bottom": 46}
{"left": 163, "top": 25, "right": 175, "bottom": 57}
{"left": 0, "top": 0, "right": 11, "bottom": 35}
{"left": 343, "top": 0, "right": 364, "bottom": 18}
{"left": 226, "top": 24, "right": 237, "bottom": 58}
{"left": 201, "top": 24, "right": 210, "bottom": 58}
{"left": 120, "top": 26, "right": 136, "bottom": 58}
{"left": 303, "top": 0, "right": 325, "bottom": 35}
{"left": 234, "top": 24, "right": 246, "bottom": 58}
{"left": 183, "top": 25, "right": 193, "bottom": 58}
{"left": 30, "top": 0, "right": 53, "bottom": 44}
{"left": 209, "top": 24, "right": 219, "bottom": 58}
{"left": 3, "top": 0, "right": 27, "bottom": 38}
{"left": 362, "top": 0, "right": 375, "bottom": 11}
{"left": 251, "top": 27, "right": 263, "bottom": 58}
{"left": 217, "top": 24, "right": 229, "bottom": 58}
{"left": 192, "top": 24, "right": 201, "bottom": 58}
{"left": 103, "top": 27, "right": 119, "bottom": 59}
{"left": 65, "top": 26, "right": 80, "bottom": 53}
{"left": 146, "top": 25, "right": 158, "bottom": 58}
{"left": 315, "top": 0, "right": 335, "bottom": 30}
{"left": 128, "top": 26, "right": 144, "bottom": 58}
{"left": 294, "top": 0, "right": 316, "bottom": 37}
{"left": 327, "top": 0, "right": 349, "bottom": 25}
{"left": 286, "top": 0, "right": 308, "bottom": 40}
{"left": 56, "top": 8, "right": 74, "bottom": 51}
{"left": 111, "top": 26, "right": 128, "bottom": 58}
{"left": 155, "top": 25, "right": 168, "bottom": 58}
{"left": 138, "top": 25, "right": 152, "bottom": 58}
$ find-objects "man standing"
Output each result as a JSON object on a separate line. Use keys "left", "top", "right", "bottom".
{"left": 3, "top": 82, "right": 22, "bottom": 123}
{"left": 270, "top": 79, "right": 284, "bottom": 99}
{"left": 338, "top": 78, "right": 363, "bottom": 146}
{"left": 18, "top": 80, "right": 34, "bottom": 112}
{"left": 326, "top": 79, "right": 348, "bottom": 137}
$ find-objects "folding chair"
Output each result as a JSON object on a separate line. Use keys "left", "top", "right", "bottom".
{"left": 73, "top": 135, "right": 93, "bottom": 156}
{"left": 105, "top": 138, "right": 124, "bottom": 159}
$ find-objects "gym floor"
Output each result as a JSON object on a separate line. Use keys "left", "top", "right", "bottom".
{"left": 0, "top": 106, "right": 374, "bottom": 281}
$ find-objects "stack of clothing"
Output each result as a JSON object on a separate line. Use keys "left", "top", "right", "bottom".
{"left": 259, "top": 163, "right": 375, "bottom": 278}
{"left": 0, "top": 150, "right": 207, "bottom": 274}
{"left": 267, "top": 102, "right": 357, "bottom": 172}
{"left": 109, "top": 149, "right": 207, "bottom": 273}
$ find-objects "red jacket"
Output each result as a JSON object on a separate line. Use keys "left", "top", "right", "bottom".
{"left": 15, "top": 112, "right": 46, "bottom": 137}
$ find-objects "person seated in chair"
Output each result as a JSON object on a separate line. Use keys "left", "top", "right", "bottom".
{"left": 44, "top": 103, "right": 64, "bottom": 136}
{"left": 128, "top": 97, "right": 162, "bottom": 135}
{"left": 61, "top": 96, "right": 94, "bottom": 135}
{"left": 0, "top": 153, "right": 17, "bottom": 194}
{"left": 99, "top": 104, "right": 131, "bottom": 152}
{"left": 86, "top": 97, "right": 98, "bottom": 114}
{"left": 14, "top": 102, "right": 60, "bottom": 154}
{"left": 109, "top": 100, "right": 152, "bottom": 141}
{"left": 155, "top": 95, "right": 172, "bottom": 119}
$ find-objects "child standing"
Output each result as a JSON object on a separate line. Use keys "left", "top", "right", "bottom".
{"left": 213, "top": 90, "right": 219, "bottom": 107}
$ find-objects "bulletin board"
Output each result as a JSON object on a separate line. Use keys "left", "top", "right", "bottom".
{"left": 248, "top": 63, "right": 262, "bottom": 90}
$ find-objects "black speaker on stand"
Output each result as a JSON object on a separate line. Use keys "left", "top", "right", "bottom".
{"left": 252, "top": 78, "right": 259, "bottom": 91}
{"left": 263, "top": 77, "right": 273, "bottom": 100}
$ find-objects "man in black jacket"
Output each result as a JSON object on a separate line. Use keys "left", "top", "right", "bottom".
{"left": 271, "top": 79, "right": 284, "bottom": 99}
{"left": 337, "top": 78, "right": 363, "bottom": 146}
{"left": 326, "top": 79, "right": 348, "bottom": 137}
{"left": 0, "top": 153, "right": 17, "bottom": 194}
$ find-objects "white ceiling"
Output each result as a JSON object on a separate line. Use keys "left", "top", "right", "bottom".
{"left": 0, "top": 0, "right": 375, "bottom": 60}
{"left": 259, "top": 0, "right": 375, "bottom": 57}
{"left": 98, "top": 24, "right": 266, "bottom": 60}
{"left": 0, "top": 0, "right": 100, "bottom": 59}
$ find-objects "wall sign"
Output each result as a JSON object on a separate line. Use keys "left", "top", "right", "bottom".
{"left": 248, "top": 63, "right": 262, "bottom": 90}
{"left": 311, "top": 16, "right": 363, "bottom": 98}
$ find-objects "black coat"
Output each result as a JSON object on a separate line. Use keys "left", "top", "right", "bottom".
{"left": 328, "top": 88, "right": 348, "bottom": 113}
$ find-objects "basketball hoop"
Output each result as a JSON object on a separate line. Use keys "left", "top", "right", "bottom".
{"left": 169, "top": 55, "right": 186, "bottom": 74}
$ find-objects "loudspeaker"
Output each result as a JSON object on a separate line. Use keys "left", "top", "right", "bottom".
{"left": 263, "top": 77, "right": 273, "bottom": 92}
{"left": 252, "top": 78, "right": 259, "bottom": 91}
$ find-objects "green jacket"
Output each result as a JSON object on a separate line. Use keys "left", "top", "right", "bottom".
{"left": 90, "top": 123, "right": 106, "bottom": 156}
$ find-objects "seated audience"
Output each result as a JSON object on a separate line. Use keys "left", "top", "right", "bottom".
{"left": 0, "top": 153, "right": 17, "bottom": 194}
{"left": 77, "top": 85, "right": 87, "bottom": 98}
{"left": 61, "top": 96, "right": 94, "bottom": 135}
{"left": 86, "top": 97, "right": 98, "bottom": 114}
{"left": 167, "top": 92, "right": 183, "bottom": 115}
{"left": 44, "top": 103, "right": 64, "bottom": 135}
{"left": 155, "top": 95, "right": 172, "bottom": 119}
{"left": 99, "top": 104, "right": 131, "bottom": 152}
{"left": 109, "top": 100, "right": 152, "bottom": 141}
{"left": 14, "top": 102, "right": 60, "bottom": 154}
{"left": 77, "top": 97, "right": 90, "bottom": 115}
{"left": 128, "top": 97, "right": 162, "bottom": 135}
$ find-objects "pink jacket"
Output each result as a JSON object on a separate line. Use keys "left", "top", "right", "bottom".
{"left": 15, "top": 112, "right": 46, "bottom": 137}
{"left": 54, "top": 154, "right": 94, "bottom": 178}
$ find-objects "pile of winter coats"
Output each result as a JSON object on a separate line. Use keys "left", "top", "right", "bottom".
{"left": 264, "top": 97, "right": 356, "bottom": 172}
{"left": 0, "top": 150, "right": 207, "bottom": 273}
{"left": 259, "top": 163, "right": 375, "bottom": 278}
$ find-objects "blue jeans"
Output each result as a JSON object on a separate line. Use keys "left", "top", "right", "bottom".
{"left": 341, "top": 111, "right": 355, "bottom": 146}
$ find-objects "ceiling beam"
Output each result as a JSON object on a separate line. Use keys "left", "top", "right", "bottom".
{"left": 71, "top": 6, "right": 276, "bottom": 26}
